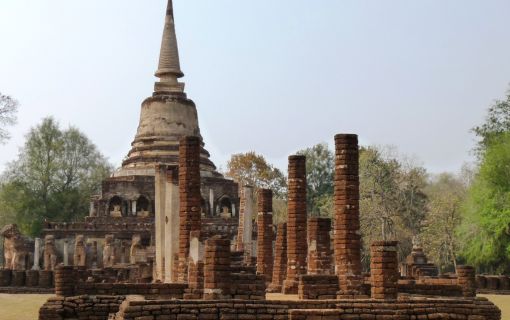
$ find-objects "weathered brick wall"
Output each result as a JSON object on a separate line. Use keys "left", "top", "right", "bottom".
{"left": 178, "top": 136, "right": 202, "bottom": 283}
{"left": 334, "top": 134, "right": 363, "bottom": 296}
{"left": 397, "top": 280, "right": 463, "bottom": 296}
{"left": 370, "top": 241, "right": 399, "bottom": 300}
{"left": 268, "top": 222, "right": 287, "bottom": 293}
{"left": 55, "top": 265, "right": 75, "bottom": 297}
{"left": 284, "top": 155, "right": 308, "bottom": 294}
{"left": 257, "top": 188, "right": 274, "bottom": 283}
{"left": 203, "top": 236, "right": 231, "bottom": 300}
{"left": 113, "top": 298, "right": 501, "bottom": 320}
{"left": 307, "top": 217, "right": 332, "bottom": 275}
{"left": 476, "top": 275, "right": 510, "bottom": 294}
{"left": 230, "top": 273, "right": 266, "bottom": 300}
{"left": 298, "top": 275, "right": 339, "bottom": 300}
{"left": 75, "top": 283, "right": 186, "bottom": 298}
{"left": 457, "top": 265, "right": 476, "bottom": 297}
{"left": 39, "top": 295, "right": 125, "bottom": 320}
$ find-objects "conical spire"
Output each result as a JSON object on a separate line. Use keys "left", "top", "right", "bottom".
{"left": 154, "top": 0, "right": 185, "bottom": 94}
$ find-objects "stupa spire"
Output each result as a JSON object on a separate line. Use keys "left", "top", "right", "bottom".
{"left": 154, "top": 0, "right": 185, "bottom": 94}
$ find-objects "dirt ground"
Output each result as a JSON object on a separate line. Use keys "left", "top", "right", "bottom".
{"left": 0, "top": 293, "right": 508, "bottom": 320}
{"left": 0, "top": 294, "right": 52, "bottom": 320}
{"left": 479, "top": 294, "right": 510, "bottom": 320}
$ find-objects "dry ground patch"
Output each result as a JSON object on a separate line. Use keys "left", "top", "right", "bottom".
{"left": 0, "top": 294, "right": 52, "bottom": 320}
{"left": 0, "top": 293, "right": 508, "bottom": 320}
{"left": 479, "top": 294, "right": 510, "bottom": 320}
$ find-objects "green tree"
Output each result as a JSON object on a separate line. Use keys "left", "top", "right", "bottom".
{"left": 458, "top": 133, "right": 510, "bottom": 273}
{"left": 297, "top": 143, "right": 334, "bottom": 217}
{"left": 0, "top": 92, "right": 18, "bottom": 143}
{"left": 0, "top": 117, "right": 112, "bottom": 235}
{"left": 421, "top": 173, "right": 466, "bottom": 272}
{"left": 472, "top": 87, "right": 510, "bottom": 153}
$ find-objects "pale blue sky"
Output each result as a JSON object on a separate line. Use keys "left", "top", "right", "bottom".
{"left": 1, "top": 0, "right": 509, "bottom": 174}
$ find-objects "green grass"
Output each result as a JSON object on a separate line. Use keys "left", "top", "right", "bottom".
{"left": 0, "top": 294, "right": 508, "bottom": 320}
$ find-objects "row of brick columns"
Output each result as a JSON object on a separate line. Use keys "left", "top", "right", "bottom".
{"left": 256, "top": 189, "right": 274, "bottom": 283}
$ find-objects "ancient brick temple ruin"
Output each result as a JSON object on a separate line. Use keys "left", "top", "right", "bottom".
{"left": 1, "top": 0, "right": 240, "bottom": 286}
{"left": 36, "top": 129, "right": 501, "bottom": 320}
{"left": 0, "top": 0, "right": 504, "bottom": 319}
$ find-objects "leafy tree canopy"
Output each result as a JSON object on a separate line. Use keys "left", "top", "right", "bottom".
{"left": 472, "top": 87, "right": 510, "bottom": 153}
{"left": 225, "top": 151, "right": 287, "bottom": 198}
{"left": 297, "top": 143, "right": 334, "bottom": 217}
{"left": 458, "top": 133, "right": 510, "bottom": 273}
{"left": 0, "top": 117, "right": 112, "bottom": 236}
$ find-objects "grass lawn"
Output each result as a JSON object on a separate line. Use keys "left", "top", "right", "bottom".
{"left": 0, "top": 294, "right": 508, "bottom": 320}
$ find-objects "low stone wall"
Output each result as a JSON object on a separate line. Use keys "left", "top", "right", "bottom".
{"left": 39, "top": 295, "right": 125, "bottom": 320}
{"left": 0, "top": 269, "right": 54, "bottom": 291}
{"left": 398, "top": 279, "right": 463, "bottom": 297}
{"left": 0, "top": 286, "right": 54, "bottom": 294}
{"left": 113, "top": 297, "right": 501, "bottom": 320}
{"left": 298, "top": 275, "right": 339, "bottom": 300}
{"left": 477, "top": 275, "right": 510, "bottom": 295}
{"left": 230, "top": 273, "right": 266, "bottom": 300}
{"left": 75, "top": 283, "right": 187, "bottom": 298}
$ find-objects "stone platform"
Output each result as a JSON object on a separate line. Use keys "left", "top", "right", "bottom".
{"left": 39, "top": 295, "right": 501, "bottom": 320}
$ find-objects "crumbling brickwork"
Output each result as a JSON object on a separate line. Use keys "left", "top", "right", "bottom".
{"left": 203, "top": 236, "right": 231, "bottom": 300}
{"left": 11, "top": 270, "right": 25, "bottom": 287}
{"left": 38, "top": 270, "right": 53, "bottom": 288}
{"left": 267, "top": 222, "right": 287, "bottom": 293}
{"left": 370, "top": 241, "right": 399, "bottom": 300}
{"left": 55, "top": 265, "right": 75, "bottom": 297}
{"left": 307, "top": 217, "right": 332, "bottom": 275}
{"left": 113, "top": 298, "right": 501, "bottom": 320}
{"left": 456, "top": 265, "right": 476, "bottom": 297}
{"left": 230, "top": 273, "right": 266, "bottom": 300}
{"left": 334, "top": 134, "right": 364, "bottom": 296}
{"left": 284, "top": 155, "right": 308, "bottom": 294}
{"left": 0, "top": 269, "right": 11, "bottom": 286}
{"left": 298, "top": 275, "right": 339, "bottom": 300}
{"left": 177, "top": 136, "right": 202, "bottom": 282}
{"left": 257, "top": 188, "right": 274, "bottom": 283}
{"left": 26, "top": 270, "right": 39, "bottom": 287}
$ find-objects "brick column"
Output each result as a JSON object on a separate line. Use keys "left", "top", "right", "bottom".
{"left": 370, "top": 241, "right": 399, "bottom": 300}
{"left": 268, "top": 223, "right": 287, "bottom": 293}
{"left": 0, "top": 269, "right": 11, "bottom": 286}
{"left": 457, "top": 265, "right": 476, "bottom": 297}
{"left": 185, "top": 230, "right": 204, "bottom": 299}
{"left": 11, "top": 270, "right": 25, "bottom": 287}
{"left": 203, "top": 236, "right": 231, "bottom": 300}
{"left": 334, "top": 134, "right": 364, "bottom": 296}
{"left": 25, "top": 270, "right": 39, "bottom": 287}
{"left": 54, "top": 265, "right": 75, "bottom": 297}
{"left": 307, "top": 217, "right": 332, "bottom": 275}
{"left": 38, "top": 270, "right": 53, "bottom": 288}
{"left": 283, "top": 155, "right": 308, "bottom": 294}
{"left": 257, "top": 189, "right": 274, "bottom": 283}
{"left": 177, "top": 136, "right": 202, "bottom": 282}
{"left": 237, "top": 186, "right": 255, "bottom": 264}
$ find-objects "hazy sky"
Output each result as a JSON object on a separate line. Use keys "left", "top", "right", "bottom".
{"left": 1, "top": 0, "right": 509, "bottom": 174}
